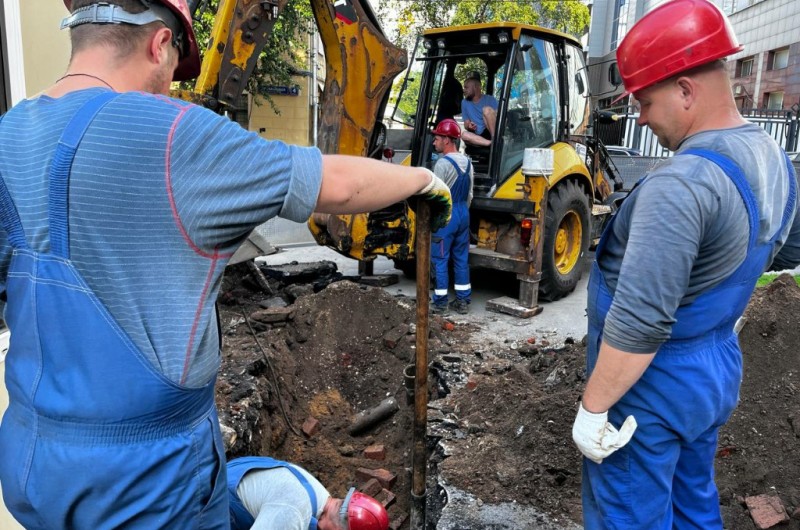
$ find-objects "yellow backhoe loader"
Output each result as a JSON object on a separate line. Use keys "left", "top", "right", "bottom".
{"left": 309, "top": 23, "right": 625, "bottom": 315}
{"left": 174, "top": 2, "right": 623, "bottom": 316}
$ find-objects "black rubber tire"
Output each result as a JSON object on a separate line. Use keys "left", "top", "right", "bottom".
{"left": 395, "top": 259, "right": 417, "bottom": 280}
{"left": 539, "top": 180, "right": 591, "bottom": 302}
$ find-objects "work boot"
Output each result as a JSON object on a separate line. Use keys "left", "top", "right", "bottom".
{"left": 431, "top": 302, "right": 450, "bottom": 315}
{"left": 449, "top": 299, "right": 469, "bottom": 315}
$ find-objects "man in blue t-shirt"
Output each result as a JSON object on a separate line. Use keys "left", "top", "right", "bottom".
{"left": 460, "top": 76, "right": 498, "bottom": 148}
{"left": 0, "top": 1, "right": 452, "bottom": 528}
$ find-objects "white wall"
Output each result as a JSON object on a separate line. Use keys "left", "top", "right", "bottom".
{"left": 4, "top": 0, "right": 26, "bottom": 104}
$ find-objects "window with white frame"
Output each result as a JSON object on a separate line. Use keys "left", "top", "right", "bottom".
{"left": 737, "top": 57, "right": 754, "bottom": 77}
{"left": 766, "top": 91, "right": 784, "bottom": 110}
{"left": 610, "top": 0, "right": 630, "bottom": 50}
{"left": 769, "top": 48, "right": 789, "bottom": 70}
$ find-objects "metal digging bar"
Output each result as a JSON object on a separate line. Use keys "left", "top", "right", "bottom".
{"left": 410, "top": 200, "right": 431, "bottom": 529}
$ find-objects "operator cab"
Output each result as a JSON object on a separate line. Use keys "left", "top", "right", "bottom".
{"left": 396, "top": 24, "right": 590, "bottom": 198}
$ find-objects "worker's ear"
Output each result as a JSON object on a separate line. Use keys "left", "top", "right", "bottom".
{"left": 675, "top": 76, "right": 696, "bottom": 110}
{"left": 147, "top": 26, "right": 175, "bottom": 67}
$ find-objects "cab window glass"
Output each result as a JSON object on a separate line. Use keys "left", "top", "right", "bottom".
{"left": 499, "top": 35, "right": 559, "bottom": 179}
{"left": 566, "top": 44, "right": 590, "bottom": 136}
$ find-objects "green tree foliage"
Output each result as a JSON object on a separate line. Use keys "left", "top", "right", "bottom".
{"left": 377, "top": 0, "right": 590, "bottom": 51}
{"left": 394, "top": 74, "right": 421, "bottom": 122}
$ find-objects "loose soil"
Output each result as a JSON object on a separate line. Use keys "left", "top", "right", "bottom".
{"left": 216, "top": 263, "right": 800, "bottom": 529}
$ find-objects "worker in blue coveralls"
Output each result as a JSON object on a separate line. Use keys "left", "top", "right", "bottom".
{"left": 0, "top": 1, "right": 452, "bottom": 528}
{"left": 429, "top": 119, "right": 474, "bottom": 315}
{"left": 571, "top": 1, "right": 800, "bottom": 528}
{"left": 227, "top": 457, "right": 389, "bottom": 530}
{"left": 460, "top": 75, "right": 498, "bottom": 148}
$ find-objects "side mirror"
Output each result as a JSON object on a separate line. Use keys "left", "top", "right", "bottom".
{"left": 608, "top": 63, "right": 622, "bottom": 87}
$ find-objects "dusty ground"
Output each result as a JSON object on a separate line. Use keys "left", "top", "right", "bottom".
{"left": 216, "top": 262, "right": 800, "bottom": 529}
{"left": 716, "top": 274, "right": 800, "bottom": 529}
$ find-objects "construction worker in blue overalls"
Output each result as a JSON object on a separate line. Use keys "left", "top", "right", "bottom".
{"left": 0, "top": 1, "right": 454, "bottom": 528}
{"left": 571, "top": 1, "right": 800, "bottom": 528}
{"left": 227, "top": 457, "right": 389, "bottom": 530}
{"left": 430, "top": 118, "right": 474, "bottom": 315}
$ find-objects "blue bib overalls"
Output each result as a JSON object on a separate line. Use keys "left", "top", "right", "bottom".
{"left": 227, "top": 456, "right": 319, "bottom": 530}
{"left": 432, "top": 156, "right": 472, "bottom": 306}
{"left": 0, "top": 92, "right": 229, "bottom": 529}
{"left": 582, "top": 149, "right": 796, "bottom": 529}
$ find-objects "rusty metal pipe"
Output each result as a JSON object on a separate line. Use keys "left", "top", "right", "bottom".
{"left": 348, "top": 397, "right": 399, "bottom": 435}
{"left": 410, "top": 200, "right": 431, "bottom": 529}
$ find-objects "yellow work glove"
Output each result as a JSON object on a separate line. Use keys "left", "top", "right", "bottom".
{"left": 414, "top": 169, "right": 452, "bottom": 232}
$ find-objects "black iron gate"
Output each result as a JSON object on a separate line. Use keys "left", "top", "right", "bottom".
{"left": 597, "top": 105, "right": 800, "bottom": 156}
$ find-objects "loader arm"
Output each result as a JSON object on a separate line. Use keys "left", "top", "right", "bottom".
{"left": 174, "top": 0, "right": 415, "bottom": 263}
{"left": 310, "top": 0, "right": 406, "bottom": 155}
{"left": 173, "top": 0, "right": 285, "bottom": 124}
{"left": 306, "top": 0, "right": 418, "bottom": 262}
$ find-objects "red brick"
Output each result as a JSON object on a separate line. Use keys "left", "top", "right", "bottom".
{"left": 383, "top": 324, "right": 409, "bottom": 349}
{"left": 355, "top": 467, "right": 397, "bottom": 489}
{"left": 302, "top": 416, "right": 320, "bottom": 438}
{"left": 442, "top": 321, "right": 455, "bottom": 331}
{"left": 376, "top": 488, "right": 396, "bottom": 508}
{"left": 388, "top": 512, "right": 408, "bottom": 530}
{"left": 466, "top": 376, "right": 478, "bottom": 391}
{"left": 358, "top": 478, "right": 382, "bottom": 497}
{"left": 745, "top": 495, "right": 789, "bottom": 529}
{"left": 364, "top": 444, "right": 386, "bottom": 461}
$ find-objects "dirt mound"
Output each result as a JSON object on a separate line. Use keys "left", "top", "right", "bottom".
{"left": 432, "top": 347, "right": 585, "bottom": 522}
{"left": 716, "top": 273, "right": 800, "bottom": 528}
{"left": 215, "top": 263, "right": 800, "bottom": 529}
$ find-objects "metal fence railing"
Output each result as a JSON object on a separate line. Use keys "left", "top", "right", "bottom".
{"left": 598, "top": 107, "right": 800, "bottom": 157}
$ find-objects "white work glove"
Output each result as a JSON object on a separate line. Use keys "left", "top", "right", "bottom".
{"left": 413, "top": 169, "right": 452, "bottom": 232}
{"left": 572, "top": 402, "right": 637, "bottom": 464}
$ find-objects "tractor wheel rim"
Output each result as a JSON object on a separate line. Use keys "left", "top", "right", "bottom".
{"left": 555, "top": 211, "right": 581, "bottom": 274}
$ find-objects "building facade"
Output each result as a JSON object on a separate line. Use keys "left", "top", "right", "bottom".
{"left": 587, "top": 0, "right": 800, "bottom": 112}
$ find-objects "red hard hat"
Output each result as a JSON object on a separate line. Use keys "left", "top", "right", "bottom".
{"left": 431, "top": 118, "right": 461, "bottom": 139}
{"left": 340, "top": 489, "right": 389, "bottom": 530}
{"left": 615, "top": 0, "right": 743, "bottom": 99}
{"left": 63, "top": 0, "right": 200, "bottom": 81}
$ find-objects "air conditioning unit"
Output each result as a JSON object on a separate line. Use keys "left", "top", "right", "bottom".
{"left": 734, "top": 85, "right": 743, "bottom": 96}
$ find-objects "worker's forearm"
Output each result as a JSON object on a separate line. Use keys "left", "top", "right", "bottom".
{"left": 315, "top": 155, "right": 431, "bottom": 214}
{"left": 581, "top": 341, "right": 655, "bottom": 413}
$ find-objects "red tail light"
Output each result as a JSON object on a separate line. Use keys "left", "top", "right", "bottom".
{"left": 520, "top": 218, "right": 534, "bottom": 247}
{"left": 383, "top": 147, "right": 395, "bottom": 160}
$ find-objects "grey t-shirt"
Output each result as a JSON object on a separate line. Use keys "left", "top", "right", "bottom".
{"left": 599, "top": 123, "right": 800, "bottom": 353}
{"left": 433, "top": 152, "right": 474, "bottom": 205}
{"left": 237, "top": 466, "right": 331, "bottom": 530}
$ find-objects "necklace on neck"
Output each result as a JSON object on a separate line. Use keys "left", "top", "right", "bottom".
{"left": 56, "top": 73, "right": 115, "bottom": 91}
